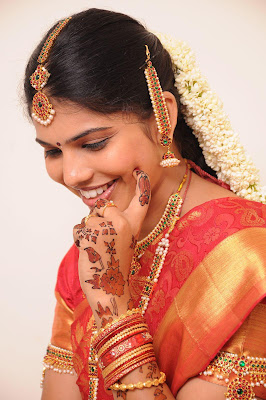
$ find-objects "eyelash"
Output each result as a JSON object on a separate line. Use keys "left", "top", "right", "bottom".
{"left": 82, "top": 138, "right": 108, "bottom": 150}
{"left": 45, "top": 138, "right": 109, "bottom": 158}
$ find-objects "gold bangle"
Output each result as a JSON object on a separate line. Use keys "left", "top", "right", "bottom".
{"left": 102, "top": 344, "right": 154, "bottom": 378}
{"left": 110, "top": 371, "right": 166, "bottom": 391}
{"left": 95, "top": 308, "right": 141, "bottom": 337}
{"left": 105, "top": 354, "right": 156, "bottom": 389}
{"left": 97, "top": 324, "right": 149, "bottom": 358}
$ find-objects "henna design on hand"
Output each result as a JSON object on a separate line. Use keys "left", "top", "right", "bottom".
{"left": 91, "top": 229, "right": 99, "bottom": 244}
{"left": 137, "top": 171, "right": 151, "bottom": 206}
{"left": 85, "top": 274, "right": 101, "bottom": 289}
{"left": 146, "top": 362, "right": 158, "bottom": 379}
{"left": 104, "top": 239, "right": 116, "bottom": 255}
{"left": 127, "top": 298, "right": 134, "bottom": 310}
{"left": 94, "top": 198, "right": 108, "bottom": 209}
{"left": 116, "top": 381, "right": 127, "bottom": 399}
{"left": 129, "top": 235, "right": 137, "bottom": 249}
{"left": 110, "top": 297, "right": 118, "bottom": 316}
{"left": 154, "top": 386, "right": 167, "bottom": 400}
{"left": 100, "top": 255, "right": 125, "bottom": 296}
{"left": 84, "top": 247, "right": 105, "bottom": 271}
{"left": 100, "top": 221, "right": 117, "bottom": 236}
{"left": 95, "top": 301, "right": 113, "bottom": 328}
{"left": 73, "top": 218, "right": 86, "bottom": 231}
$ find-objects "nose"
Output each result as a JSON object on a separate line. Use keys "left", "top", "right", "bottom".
{"left": 62, "top": 151, "right": 94, "bottom": 188}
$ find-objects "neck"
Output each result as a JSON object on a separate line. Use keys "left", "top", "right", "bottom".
{"left": 139, "top": 158, "right": 187, "bottom": 240}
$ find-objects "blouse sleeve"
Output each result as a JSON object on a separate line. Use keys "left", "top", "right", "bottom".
{"left": 199, "top": 298, "right": 266, "bottom": 399}
{"left": 42, "top": 245, "right": 80, "bottom": 379}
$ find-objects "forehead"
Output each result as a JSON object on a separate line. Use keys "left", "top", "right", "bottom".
{"left": 33, "top": 99, "right": 134, "bottom": 145}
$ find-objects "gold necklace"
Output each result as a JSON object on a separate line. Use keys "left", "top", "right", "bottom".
{"left": 131, "top": 165, "right": 189, "bottom": 276}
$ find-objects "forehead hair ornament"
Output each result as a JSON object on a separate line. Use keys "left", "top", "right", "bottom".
{"left": 144, "top": 45, "right": 180, "bottom": 168}
{"left": 30, "top": 17, "right": 71, "bottom": 126}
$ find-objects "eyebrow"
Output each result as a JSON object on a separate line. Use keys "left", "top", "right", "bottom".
{"left": 35, "top": 126, "right": 112, "bottom": 146}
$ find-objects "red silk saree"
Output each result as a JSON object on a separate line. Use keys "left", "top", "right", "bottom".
{"left": 44, "top": 173, "right": 266, "bottom": 399}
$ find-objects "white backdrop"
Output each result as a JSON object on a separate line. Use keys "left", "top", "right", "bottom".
{"left": 1, "top": 0, "right": 265, "bottom": 398}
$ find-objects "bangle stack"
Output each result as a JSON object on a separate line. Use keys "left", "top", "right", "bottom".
{"left": 92, "top": 309, "right": 159, "bottom": 390}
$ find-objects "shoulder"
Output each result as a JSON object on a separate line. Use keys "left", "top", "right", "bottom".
{"left": 180, "top": 172, "right": 266, "bottom": 220}
{"left": 55, "top": 244, "right": 83, "bottom": 310}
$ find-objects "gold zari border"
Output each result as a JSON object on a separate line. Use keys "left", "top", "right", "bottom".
{"left": 152, "top": 227, "right": 266, "bottom": 394}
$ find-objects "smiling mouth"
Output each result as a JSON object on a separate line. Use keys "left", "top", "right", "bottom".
{"left": 79, "top": 180, "right": 116, "bottom": 199}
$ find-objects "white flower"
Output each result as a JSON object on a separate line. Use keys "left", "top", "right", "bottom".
{"left": 154, "top": 32, "right": 266, "bottom": 204}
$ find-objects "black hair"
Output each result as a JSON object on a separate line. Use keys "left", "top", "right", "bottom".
{"left": 24, "top": 8, "right": 216, "bottom": 177}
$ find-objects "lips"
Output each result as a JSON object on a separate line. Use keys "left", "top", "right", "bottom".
{"left": 79, "top": 179, "right": 117, "bottom": 208}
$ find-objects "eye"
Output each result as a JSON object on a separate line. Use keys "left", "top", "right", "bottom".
{"left": 45, "top": 148, "right": 62, "bottom": 158}
{"left": 82, "top": 138, "right": 109, "bottom": 151}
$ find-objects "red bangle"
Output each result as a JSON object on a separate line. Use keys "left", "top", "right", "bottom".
{"left": 105, "top": 354, "right": 156, "bottom": 389}
{"left": 99, "top": 331, "right": 153, "bottom": 369}
{"left": 93, "top": 314, "right": 145, "bottom": 350}
{"left": 97, "top": 325, "right": 150, "bottom": 358}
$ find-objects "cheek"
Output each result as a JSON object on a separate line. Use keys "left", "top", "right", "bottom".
{"left": 45, "top": 159, "right": 63, "bottom": 184}
{"left": 104, "top": 137, "right": 158, "bottom": 177}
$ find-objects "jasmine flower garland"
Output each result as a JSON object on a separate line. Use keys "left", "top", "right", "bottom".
{"left": 156, "top": 32, "right": 266, "bottom": 204}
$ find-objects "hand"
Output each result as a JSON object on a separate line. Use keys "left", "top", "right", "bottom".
{"left": 73, "top": 170, "right": 151, "bottom": 329}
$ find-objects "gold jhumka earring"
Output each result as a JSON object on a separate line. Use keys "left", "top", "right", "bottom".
{"left": 144, "top": 45, "right": 180, "bottom": 167}
{"left": 29, "top": 17, "right": 71, "bottom": 126}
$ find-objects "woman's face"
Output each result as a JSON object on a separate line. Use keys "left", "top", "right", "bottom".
{"left": 34, "top": 100, "right": 163, "bottom": 211}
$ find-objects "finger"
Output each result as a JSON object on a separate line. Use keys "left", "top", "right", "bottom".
{"left": 123, "top": 170, "right": 151, "bottom": 234}
{"left": 93, "top": 199, "right": 121, "bottom": 220}
{"left": 90, "top": 199, "right": 121, "bottom": 218}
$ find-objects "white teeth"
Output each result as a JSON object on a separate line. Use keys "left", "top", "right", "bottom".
{"left": 88, "top": 189, "right": 97, "bottom": 198}
{"left": 80, "top": 182, "right": 111, "bottom": 199}
{"left": 96, "top": 187, "right": 104, "bottom": 195}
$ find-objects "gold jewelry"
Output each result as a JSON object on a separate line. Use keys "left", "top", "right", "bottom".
{"left": 144, "top": 45, "right": 180, "bottom": 168}
{"left": 84, "top": 214, "right": 97, "bottom": 224}
{"left": 97, "top": 324, "right": 149, "bottom": 358}
{"left": 200, "top": 350, "right": 266, "bottom": 400}
{"left": 105, "top": 354, "right": 156, "bottom": 389}
{"left": 30, "top": 17, "right": 71, "bottom": 126}
{"left": 110, "top": 371, "right": 166, "bottom": 391}
{"left": 95, "top": 308, "right": 141, "bottom": 338}
{"left": 41, "top": 342, "right": 74, "bottom": 388}
{"left": 102, "top": 200, "right": 117, "bottom": 216}
{"left": 102, "top": 344, "right": 154, "bottom": 378}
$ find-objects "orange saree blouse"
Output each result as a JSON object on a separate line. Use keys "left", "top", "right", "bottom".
{"left": 43, "top": 194, "right": 266, "bottom": 399}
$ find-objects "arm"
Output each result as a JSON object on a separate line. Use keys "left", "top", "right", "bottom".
{"left": 42, "top": 370, "right": 82, "bottom": 400}
{"left": 111, "top": 362, "right": 231, "bottom": 400}
{"left": 41, "top": 250, "right": 80, "bottom": 399}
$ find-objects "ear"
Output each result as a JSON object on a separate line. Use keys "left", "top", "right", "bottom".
{"left": 163, "top": 91, "right": 178, "bottom": 140}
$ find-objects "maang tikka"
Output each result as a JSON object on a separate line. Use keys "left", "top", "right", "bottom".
{"left": 30, "top": 17, "right": 71, "bottom": 126}
{"left": 144, "top": 45, "right": 180, "bottom": 167}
